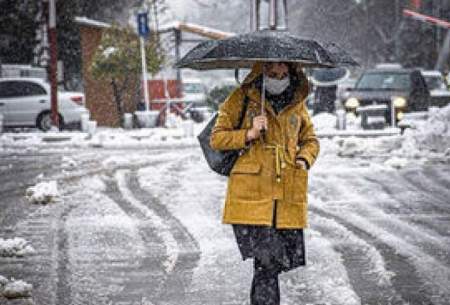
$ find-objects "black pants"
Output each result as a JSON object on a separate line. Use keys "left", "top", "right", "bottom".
{"left": 250, "top": 255, "right": 281, "bottom": 305}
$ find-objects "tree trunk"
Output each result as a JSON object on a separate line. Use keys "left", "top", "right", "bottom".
{"left": 111, "top": 78, "right": 124, "bottom": 127}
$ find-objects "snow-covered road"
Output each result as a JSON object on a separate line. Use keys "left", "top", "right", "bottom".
{"left": 0, "top": 141, "right": 449, "bottom": 305}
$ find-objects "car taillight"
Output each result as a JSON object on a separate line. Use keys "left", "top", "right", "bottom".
{"left": 70, "top": 96, "right": 84, "bottom": 105}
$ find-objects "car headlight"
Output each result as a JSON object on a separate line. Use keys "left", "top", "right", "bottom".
{"left": 345, "top": 97, "right": 359, "bottom": 108}
{"left": 397, "top": 111, "right": 404, "bottom": 120}
{"left": 392, "top": 96, "right": 407, "bottom": 108}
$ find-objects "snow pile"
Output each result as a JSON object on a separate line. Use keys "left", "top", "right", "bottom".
{"left": 0, "top": 275, "right": 8, "bottom": 286}
{"left": 337, "top": 137, "right": 367, "bottom": 157}
{"left": 384, "top": 156, "right": 409, "bottom": 169}
{"left": 61, "top": 156, "right": 77, "bottom": 169}
{"left": 0, "top": 277, "right": 33, "bottom": 299}
{"left": 312, "top": 112, "right": 337, "bottom": 131}
{"left": 0, "top": 238, "right": 35, "bottom": 257}
{"left": 25, "top": 180, "right": 60, "bottom": 204}
{"left": 346, "top": 112, "right": 362, "bottom": 130}
{"left": 410, "top": 105, "right": 450, "bottom": 153}
{"left": 393, "top": 105, "right": 450, "bottom": 158}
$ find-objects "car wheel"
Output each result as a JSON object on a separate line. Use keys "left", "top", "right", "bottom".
{"left": 37, "top": 112, "right": 64, "bottom": 131}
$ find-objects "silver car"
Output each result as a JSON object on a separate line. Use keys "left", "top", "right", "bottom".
{"left": 0, "top": 78, "right": 89, "bottom": 131}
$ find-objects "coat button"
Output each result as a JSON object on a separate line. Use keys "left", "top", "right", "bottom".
{"left": 281, "top": 162, "right": 286, "bottom": 169}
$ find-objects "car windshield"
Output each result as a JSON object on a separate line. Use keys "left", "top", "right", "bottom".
{"left": 356, "top": 72, "right": 411, "bottom": 90}
{"left": 183, "top": 83, "right": 204, "bottom": 94}
{"left": 424, "top": 76, "right": 446, "bottom": 90}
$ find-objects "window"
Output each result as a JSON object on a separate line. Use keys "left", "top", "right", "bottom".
{"left": 356, "top": 72, "right": 411, "bottom": 91}
{"left": 183, "top": 83, "right": 204, "bottom": 94}
{"left": 21, "top": 82, "right": 47, "bottom": 96}
{"left": 0, "top": 81, "right": 46, "bottom": 98}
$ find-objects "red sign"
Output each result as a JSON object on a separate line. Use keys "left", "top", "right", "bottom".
{"left": 404, "top": 9, "right": 450, "bottom": 29}
{"left": 411, "top": 0, "right": 421, "bottom": 10}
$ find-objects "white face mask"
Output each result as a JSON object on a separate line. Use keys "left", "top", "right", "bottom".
{"left": 264, "top": 74, "right": 290, "bottom": 95}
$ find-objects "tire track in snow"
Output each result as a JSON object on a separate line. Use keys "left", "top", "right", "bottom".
{"left": 309, "top": 212, "right": 405, "bottom": 305}
{"left": 125, "top": 168, "right": 202, "bottom": 304}
{"left": 401, "top": 167, "right": 450, "bottom": 207}
{"left": 64, "top": 175, "right": 158, "bottom": 305}
{"left": 309, "top": 204, "right": 434, "bottom": 305}
{"left": 312, "top": 171, "right": 450, "bottom": 266}
{"left": 310, "top": 200, "right": 450, "bottom": 305}
{"left": 98, "top": 174, "right": 166, "bottom": 305}
{"left": 115, "top": 170, "right": 180, "bottom": 274}
{"left": 309, "top": 163, "right": 450, "bottom": 304}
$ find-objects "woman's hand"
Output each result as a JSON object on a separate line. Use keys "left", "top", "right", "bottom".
{"left": 246, "top": 115, "right": 268, "bottom": 141}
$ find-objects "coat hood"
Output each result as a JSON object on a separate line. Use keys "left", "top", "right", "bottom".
{"left": 240, "top": 62, "right": 310, "bottom": 108}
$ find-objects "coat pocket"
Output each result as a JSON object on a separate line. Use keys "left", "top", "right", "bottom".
{"left": 229, "top": 162, "right": 263, "bottom": 202}
{"left": 285, "top": 167, "right": 308, "bottom": 204}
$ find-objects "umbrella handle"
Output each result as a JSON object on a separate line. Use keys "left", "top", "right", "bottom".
{"left": 260, "top": 64, "right": 266, "bottom": 144}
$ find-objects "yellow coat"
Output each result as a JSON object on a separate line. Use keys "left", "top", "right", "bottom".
{"left": 210, "top": 63, "right": 320, "bottom": 229}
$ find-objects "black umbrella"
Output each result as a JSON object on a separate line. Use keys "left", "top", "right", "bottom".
{"left": 175, "top": 30, "right": 359, "bottom": 70}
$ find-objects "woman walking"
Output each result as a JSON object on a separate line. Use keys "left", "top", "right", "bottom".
{"left": 210, "top": 61, "right": 320, "bottom": 305}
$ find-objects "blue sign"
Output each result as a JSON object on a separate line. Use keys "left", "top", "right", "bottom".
{"left": 137, "top": 12, "right": 150, "bottom": 38}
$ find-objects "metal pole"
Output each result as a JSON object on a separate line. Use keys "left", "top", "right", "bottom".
{"left": 269, "top": 0, "right": 277, "bottom": 30}
{"left": 250, "top": 0, "right": 260, "bottom": 31}
{"left": 140, "top": 36, "right": 150, "bottom": 111}
{"left": 391, "top": 100, "right": 395, "bottom": 127}
{"left": 164, "top": 76, "right": 170, "bottom": 127}
{"left": 436, "top": 30, "right": 450, "bottom": 70}
{"left": 283, "top": 0, "right": 288, "bottom": 30}
{"left": 174, "top": 29, "right": 182, "bottom": 97}
{"left": 47, "top": 0, "right": 59, "bottom": 129}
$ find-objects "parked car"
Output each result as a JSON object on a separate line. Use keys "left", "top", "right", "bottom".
{"left": 182, "top": 78, "right": 207, "bottom": 107}
{"left": 421, "top": 70, "right": 450, "bottom": 108}
{"left": 0, "top": 78, "right": 88, "bottom": 131}
{"left": 344, "top": 66, "right": 430, "bottom": 128}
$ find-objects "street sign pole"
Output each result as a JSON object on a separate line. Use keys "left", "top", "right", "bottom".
{"left": 140, "top": 37, "right": 150, "bottom": 112}
{"left": 137, "top": 12, "right": 151, "bottom": 112}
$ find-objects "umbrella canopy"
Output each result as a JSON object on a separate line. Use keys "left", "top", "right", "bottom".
{"left": 176, "top": 30, "right": 359, "bottom": 70}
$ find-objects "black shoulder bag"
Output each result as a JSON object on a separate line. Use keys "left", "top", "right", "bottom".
{"left": 197, "top": 96, "right": 249, "bottom": 176}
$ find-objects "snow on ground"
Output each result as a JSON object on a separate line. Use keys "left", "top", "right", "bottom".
{"left": 137, "top": 150, "right": 365, "bottom": 305}
{"left": 63, "top": 175, "right": 149, "bottom": 304}
{"left": 1, "top": 104, "right": 446, "bottom": 168}
{"left": 0, "top": 120, "right": 208, "bottom": 151}
{"left": 314, "top": 105, "right": 450, "bottom": 164}
{"left": 61, "top": 156, "right": 77, "bottom": 170}
{"left": 25, "top": 180, "right": 60, "bottom": 204}
{"left": 397, "top": 105, "right": 450, "bottom": 155}
{"left": 0, "top": 238, "right": 35, "bottom": 257}
{"left": 312, "top": 112, "right": 337, "bottom": 131}
{"left": 308, "top": 155, "right": 450, "bottom": 303}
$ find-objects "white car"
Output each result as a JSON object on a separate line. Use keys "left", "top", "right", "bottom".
{"left": 0, "top": 78, "right": 89, "bottom": 131}
{"left": 182, "top": 78, "right": 207, "bottom": 107}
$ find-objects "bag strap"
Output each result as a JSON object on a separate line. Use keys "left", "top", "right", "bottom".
{"left": 235, "top": 95, "right": 249, "bottom": 129}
